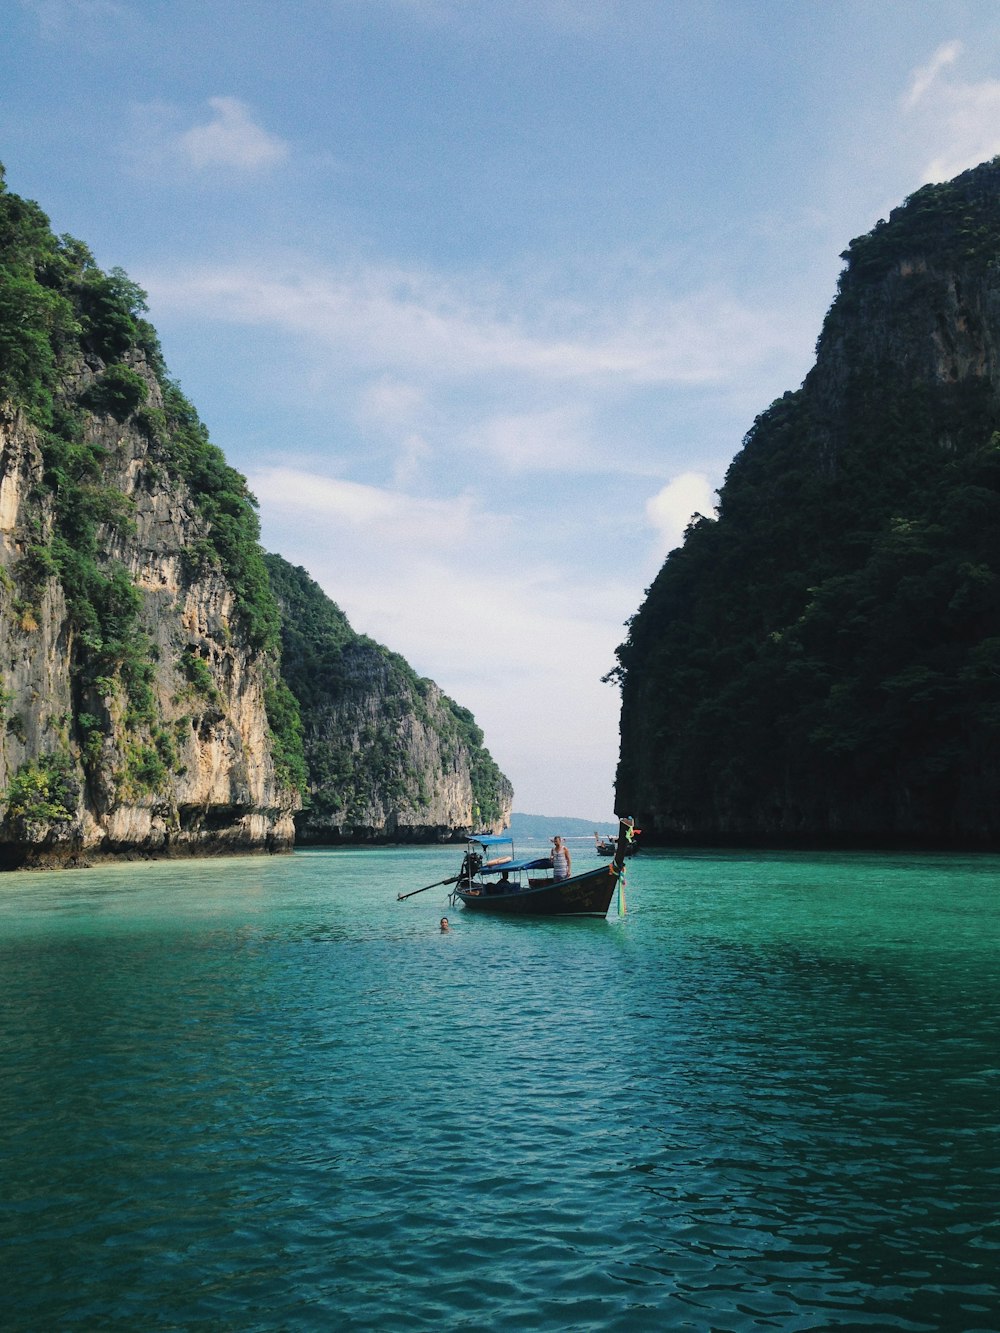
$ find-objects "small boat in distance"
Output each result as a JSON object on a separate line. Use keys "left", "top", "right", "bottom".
{"left": 450, "top": 817, "right": 636, "bottom": 918}
{"left": 595, "top": 826, "right": 640, "bottom": 857}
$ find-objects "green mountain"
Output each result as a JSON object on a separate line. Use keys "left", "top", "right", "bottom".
{"left": 508, "top": 812, "right": 617, "bottom": 842}
{"left": 0, "top": 164, "right": 509, "bottom": 865}
{"left": 265, "top": 555, "right": 511, "bottom": 841}
{"left": 612, "top": 158, "right": 1000, "bottom": 848}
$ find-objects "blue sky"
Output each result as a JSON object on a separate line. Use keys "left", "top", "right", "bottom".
{"left": 4, "top": 1, "right": 1000, "bottom": 820}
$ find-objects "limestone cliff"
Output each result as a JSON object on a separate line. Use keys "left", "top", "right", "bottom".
{"left": 0, "top": 167, "right": 511, "bottom": 865}
{"left": 265, "top": 555, "right": 513, "bottom": 842}
{"left": 0, "top": 387, "right": 299, "bottom": 867}
{"left": 613, "top": 158, "right": 1000, "bottom": 847}
{"left": 0, "top": 171, "right": 300, "bottom": 865}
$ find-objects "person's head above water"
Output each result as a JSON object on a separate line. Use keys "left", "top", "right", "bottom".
{"left": 440, "top": 917, "right": 450, "bottom": 931}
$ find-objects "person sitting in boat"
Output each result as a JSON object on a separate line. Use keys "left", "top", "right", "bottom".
{"left": 487, "top": 870, "right": 512, "bottom": 896}
{"left": 551, "top": 836, "right": 571, "bottom": 880}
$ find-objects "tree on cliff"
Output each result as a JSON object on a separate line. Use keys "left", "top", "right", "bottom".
{"left": 612, "top": 157, "right": 1000, "bottom": 847}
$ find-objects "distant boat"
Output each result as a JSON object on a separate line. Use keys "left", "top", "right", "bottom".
{"left": 595, "top": 827, "right": 639, "bottom": 857}
{"left": 449, "top": 818, "right": 637, "bottom": 918}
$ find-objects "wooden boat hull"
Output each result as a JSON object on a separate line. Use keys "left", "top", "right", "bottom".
{"left": 454, "top": 865, "right": 617, "bottom": 917}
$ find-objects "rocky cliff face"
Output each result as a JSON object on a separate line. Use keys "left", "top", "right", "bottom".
{"left": 0, "top": 171, "right": 301, "bottom": 865}
{"left": 613, "top": 158, "right": 1000, "bottom": 847}
{"left": 265, "top": 556, "right": 513, "bottom": 842}
{"left": 0, "top": 381, "right": 298, "bottom": 867}
{"left": 0, "top": 169, "right": 513, "bottom": 864}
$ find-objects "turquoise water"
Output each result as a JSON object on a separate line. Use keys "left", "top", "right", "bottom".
{"left": 1, "top": 845, "right": 998, "bottom": 1331}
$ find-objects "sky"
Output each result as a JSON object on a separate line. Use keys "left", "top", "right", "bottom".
{"left": 4, "top": 1, "right": 1000, "bottom": 821}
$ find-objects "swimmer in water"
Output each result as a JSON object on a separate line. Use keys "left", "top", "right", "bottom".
{"left": 440, "top": 917, "right": 450, "bottom": 931}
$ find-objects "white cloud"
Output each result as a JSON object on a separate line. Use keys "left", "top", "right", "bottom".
{"left": 178, "top": 97, "right": 290, "bottom": 172}
{"left": 902, "top": 42, "right": 1000, "bottom": 183}
{"left": 391, "top": 433, "right": 433, "bottom": 489}
{"left": 20, "top": 0, "right": 126, "bottom": 38}
{"left": 351, "top": 380, "right": 435, "bottom": 486}
{"left": 357, "top": 377, "right": 428, "bottom": 433}
{"left": 904, "top": 40, "right": 962, "bottom": 111}
{"left": 248, "top": 465, "right": 484, "bottom": 548}
{"left": 144, "top": 260, "right": 798, "bottom": 388}
{"left": 254, "top": 463, "right": 631, "bottom": 818}
{"left": 128, "top": 97, "right": 289, "bottom": 177}
{"left": 645, "top": 471, "right": 716, "bottom": 560}
{"left": 469, "top": 406, "right": 599, "bottom": 472}
{"left": 248, "top": 461, "right": 629, "bottom": 684}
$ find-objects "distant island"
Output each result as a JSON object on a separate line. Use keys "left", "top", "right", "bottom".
{"left": 507, "top": 812, "right": 618, "bottom": 841}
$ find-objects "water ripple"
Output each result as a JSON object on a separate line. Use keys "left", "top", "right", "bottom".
{"left": 1, "top": 848, "right": 999, "bottom": 1328}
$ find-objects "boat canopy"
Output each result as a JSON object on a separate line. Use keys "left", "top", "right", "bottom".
{"left": 469, "top": 834, "right": 513, "bottom": 847}
{"left": 479, "top": 856, "right": 552, "bottom": 874}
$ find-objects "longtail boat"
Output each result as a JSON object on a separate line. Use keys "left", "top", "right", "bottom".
{"left": 594, "top": 828, "right": 640, "bottom": 857}
{"left": 449, "top": 817, "right": 637, "bottom": 918}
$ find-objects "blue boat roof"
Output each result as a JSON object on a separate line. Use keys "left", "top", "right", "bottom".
{"left": 480, "top": 857, "right": 551, "bottom": 873}
{"left": 469, "top": 834, "right": 513, "bottom": 846}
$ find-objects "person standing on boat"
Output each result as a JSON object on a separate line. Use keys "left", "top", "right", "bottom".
{"left": 551, "top": 836, "right": 572, "bottom": 880}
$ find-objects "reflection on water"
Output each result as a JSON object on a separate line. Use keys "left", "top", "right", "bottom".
{"left": 1, "top": 847, "right": 999, "bottom": 1329}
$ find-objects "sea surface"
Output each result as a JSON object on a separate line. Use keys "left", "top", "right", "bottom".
{"left": 1, "top": 843, "right": 998, "bottom": 1331}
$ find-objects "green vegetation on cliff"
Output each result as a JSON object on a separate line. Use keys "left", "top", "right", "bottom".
{"left": 0, "top": 165, "right": 281, "bottom": 660}
{"left": 613, "top": 157, "right": 1000, "bottom": 846}
{"left": 0, "top": 164, "right": 303, "bottom": 824}
{"left": 0, "top": 164, "right": 507, "bottom": 852}
{"left": 265, "top": 555, "right": 511, "bottom": 836}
